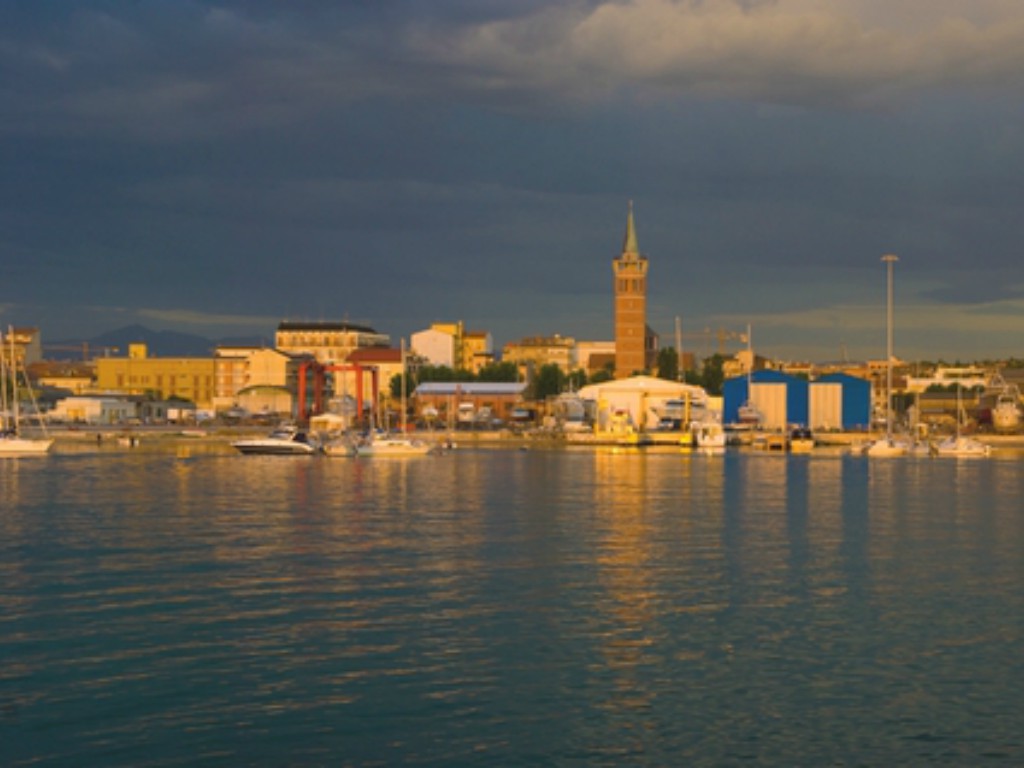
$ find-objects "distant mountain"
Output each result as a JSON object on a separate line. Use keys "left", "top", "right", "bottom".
{"left": 46, "top": 325, "right": 267, "bottom": 359}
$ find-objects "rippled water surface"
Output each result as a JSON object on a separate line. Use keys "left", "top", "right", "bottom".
{"left": 2, "top": 447, "right": 1023, "bottom": 765}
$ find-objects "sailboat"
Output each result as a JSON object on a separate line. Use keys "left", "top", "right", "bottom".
{"left": 355, "top": 340, "right": 436, "bottom": 457}
{"left": 1, "top": 327, "right": 54, "bottom": 455}
{"left": 866, "top": 254, "right": 909, "bottom": 458}
{"left": 931, "top": 383, "right": 990, "bottom": 458}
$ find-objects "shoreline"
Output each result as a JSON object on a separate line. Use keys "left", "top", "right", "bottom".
{"left": 34, "top": 425, "right": 1024, "bottom": 453}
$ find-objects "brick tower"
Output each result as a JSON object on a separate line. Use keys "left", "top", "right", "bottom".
{"left": 613, "top": 201, "right": 649, "bottom": 378}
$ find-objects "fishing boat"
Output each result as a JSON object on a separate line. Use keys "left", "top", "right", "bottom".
{"left": 232, "top": 425, "right": 320, "bottom": 455}
{"left": 1, "top": 327, "right": 54, "bottom": 455}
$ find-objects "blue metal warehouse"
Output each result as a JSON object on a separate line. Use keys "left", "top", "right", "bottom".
{"left": 723, "top": 370, "right": 871, "bottom": 431}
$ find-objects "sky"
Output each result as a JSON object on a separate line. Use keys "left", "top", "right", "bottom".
{"left": 2, "top": 0, "right": 1024, "bottom": 363}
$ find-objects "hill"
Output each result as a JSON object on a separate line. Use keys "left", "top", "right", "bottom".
{"left": 45, "top": 325, "right": 267, "bottom": 359}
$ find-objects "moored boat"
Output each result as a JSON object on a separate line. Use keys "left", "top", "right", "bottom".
{"left": 991, "top": 385, "right": 1021, "bottom": 432}
{"left": 355, "top": 432, "right": 436, "bottom": 457}
{"left": 931, "top": 383, "right": 990, "bottom": 457}
{"left": 865, "top": 254, "right": 904, "bottom": 459}
{"left": 691, "top": 419, "right": 726, "bottom": 450}
{"left": 788, "top": 427, "right": 814, "bottom": 453}
{"left": 1, "top": 327, "right": 53, "bottom": 455}
{"left": 322, "top": 433, "right": 358, "bottom": 457}
{"left": 232, "top": 425, "right": 320, "bottom": 455}
{"left": 931, "top": 435, "right": 990, "bottom": 458}
{"left": 0, "top": 431, "right": 54, "bottom": 455}
{"left": 866, "top": 436, "right": 910, "bottom": 457}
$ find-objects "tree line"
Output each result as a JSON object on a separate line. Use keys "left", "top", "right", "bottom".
{"left": 391, "top": 349, "right": 728, "bottom": 400}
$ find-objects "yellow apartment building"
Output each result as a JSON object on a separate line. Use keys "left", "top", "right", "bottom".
{"left": 461, "top": 330, "right": 494, "bottom": 373}
{"left": 95, "top": 344, "right": 215, "bottom": 407}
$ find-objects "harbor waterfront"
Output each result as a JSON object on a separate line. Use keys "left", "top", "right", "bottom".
{"left": 3, "top": 444, "right": 1023, "bottom": 765}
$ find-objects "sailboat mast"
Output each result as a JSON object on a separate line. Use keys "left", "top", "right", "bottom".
{"left": 882, "top": 254, "right": 899, "bottom": 442}
{"left": 0, "top": 329, "right": 8, "bottom": 432}
{"left": 675, "top": 316, "right": 683, "bottom": 382}
{"left": 400, "top": 338, "right": 407, "bottom": 433}
{"left": 7, "top": 327, "right": 18, "bottom": 434}
{"left": 746, "top": 323, "right": 753, "bottom": 390}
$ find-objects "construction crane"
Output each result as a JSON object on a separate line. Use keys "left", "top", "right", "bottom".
{"left": 675, "top": 327, "right": 745, "bottom": 357}
{"left": 42, "top": 343, "right": 120, "bottom": 361}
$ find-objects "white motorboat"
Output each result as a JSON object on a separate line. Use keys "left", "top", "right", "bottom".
{"left": 232, "top": 425, "right": 320, "bottom": 455}
{"left": 691, "top": 419, "right": 726, "bottom": 450}
{"left": 1, "top": 327, "right": 53, "bottom": 455}
{"left": 991, "top": 385, "right": 1021, "bottom": 432}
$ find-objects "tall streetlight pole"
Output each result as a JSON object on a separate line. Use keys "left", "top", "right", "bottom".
{"left": 882, "top": 254, "right": 899, "bottom": 442}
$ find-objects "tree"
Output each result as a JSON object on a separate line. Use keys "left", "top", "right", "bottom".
{"left": 566, "top": 369, "right": 588, "bottom": 392}
{"left": 656, "top": 347, "right": 679, "bottom": 382}
{"left": 699, "top": 354, "right": 726, "bottom": 395}
{"left": 477, "top": 361, "right": 519, "bottom": 382}
{"left": 389, "top": 373, "right": 415, "bottom": 399}
{"left": 530, "top": 364, "right": 565, "bottom": 401}
{"left": 588, "top": 368, "right": 614, "bottom": 385}
{"left": 416, "top": 365, "right": 456, "bottom": 383}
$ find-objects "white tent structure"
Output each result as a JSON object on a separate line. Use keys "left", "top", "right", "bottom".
{"left": 578, "top": 376, "right": 710, "bottom": 430}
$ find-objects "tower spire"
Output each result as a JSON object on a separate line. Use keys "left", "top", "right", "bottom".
{"left": 622, "top": 199, "right": 639, "bottom": 256}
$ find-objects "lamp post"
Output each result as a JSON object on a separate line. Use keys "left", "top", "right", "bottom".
{"left": 882, "top": 254, "right": 899, "bottom": 442}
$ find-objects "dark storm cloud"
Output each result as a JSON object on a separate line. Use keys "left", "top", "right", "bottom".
{"left": 2, "top": 1, "right": 1024, "bottom": 359}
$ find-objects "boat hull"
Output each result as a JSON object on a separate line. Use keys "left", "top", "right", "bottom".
{"left": 865, "top": 437, "right": 910, "bottom": 457}
{"left": 0, "top": 436, "right": 54, "bottom": 454}
{"left": 991, "top": 405, "right": 1020, "bottom": 432}
{"left": 355, "top": 439, "right": 435, "bottom": 457}
{"left": 232, "top": 440, "right": 317, "bottom": 456}
{"left": 932, "top": 436, "right": 990, "bottom": 458}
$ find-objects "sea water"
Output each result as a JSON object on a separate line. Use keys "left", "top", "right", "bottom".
{"left": 2, "top": 445, "right": 1022, "bottom": 766}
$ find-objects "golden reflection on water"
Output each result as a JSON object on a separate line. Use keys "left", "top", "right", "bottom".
{"left": 589, "top": 451, "right": 660, "bottom": 716}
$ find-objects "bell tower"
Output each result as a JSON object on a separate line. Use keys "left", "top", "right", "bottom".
{"left": 613, "top": 201, "right": 649, "bottom": 378}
